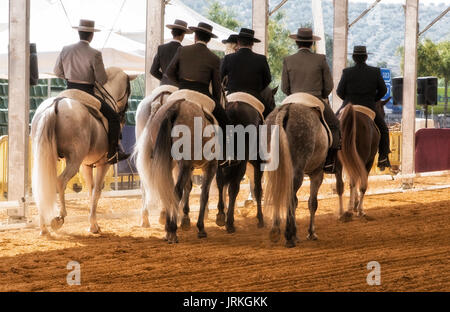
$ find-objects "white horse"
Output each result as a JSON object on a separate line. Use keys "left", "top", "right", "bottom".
{"left": 134, "top": 85, "right": 178, "bottom": 227}
{"left": 31, "top": 67, "right": 136, "bottom": 235}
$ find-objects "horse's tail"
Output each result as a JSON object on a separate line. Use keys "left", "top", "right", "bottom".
{"left": 146, "top": 102, "right": 181, "bottom": 222}
{"left": 31, "top": 103, "right": 58, "bottom": 224}
{"left": 264, "top": 106, "right": 293, "bottom": 222}
{"left": 338, "top": 104, "right": 367, "bottom": 189}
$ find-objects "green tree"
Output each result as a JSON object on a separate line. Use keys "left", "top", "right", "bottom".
{"left": 397, "top": 40, "right": 449, "bottom": 118}
{"left": 436, "top": 41, "right": 450, "bottom": 118}
{"left": 206, "top": 0, "right": 240, "bottom": 32}
{"left": 268, "top": 11, "right": 296, "bottom": 103}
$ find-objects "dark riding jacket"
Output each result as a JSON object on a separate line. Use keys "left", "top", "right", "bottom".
{"left": 150, "top": 40, "right": 182, "bottom": 87}
{"left": 220, "top": 48, "right": 272, "bottom": 101}
{"left": 337, "top": 63, "right": 387, "bottom": 111}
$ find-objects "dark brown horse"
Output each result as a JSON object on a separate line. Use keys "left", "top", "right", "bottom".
{"left": 336, "top": 98, "right": 389, "bottom": 221}
{"left": 215, "top": 87, "right": 277, "bottom": 233}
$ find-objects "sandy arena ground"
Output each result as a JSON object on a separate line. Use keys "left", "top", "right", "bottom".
{"left": 0, "top": 175, "right": 449, "bottom": 292}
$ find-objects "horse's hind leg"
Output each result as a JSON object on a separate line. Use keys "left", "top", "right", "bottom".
{"left": 226, "top": 162, "right": 247, "bottom": 234}
{"left": 307, "top": 170, "right": 324, "bottom": 241}
{"left": 215, "top": 168, "right": 226, "bottom": 227}
{"left": 341, "top": 180, "right": 356, "bottom": 222}
{"left": 197, "top": 162, "right": 217, "bottom": 238}
{"left": 181, "top": 177, "right": 193, "bottom": 231}
{"left": 52, "top": 158, "right": 82, "bottom": 231}
{"left": 88, "top": 164, "right": 110, "bottom": 234}
{"left": 335, "top": 161, "right": 345, "bottom": 218}
{"left": 252, "top": 162, "right": 264, "bottom": 228}
{"left": 285, "top": 169, "right": 303, "bottom": 248}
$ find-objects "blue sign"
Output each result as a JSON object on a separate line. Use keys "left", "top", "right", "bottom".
{"left": 380, "top": 68, "right": 401, "bottom": 113}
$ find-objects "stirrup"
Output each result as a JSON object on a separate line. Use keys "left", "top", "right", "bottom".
{"left": 106, "top": 152, "right": 118, "bottom": 164}
{"left": 323, "top": 163, "right": 336, "bottom": 174}
{"left": 377, "top": 157, "right": 391, "bottom": 170}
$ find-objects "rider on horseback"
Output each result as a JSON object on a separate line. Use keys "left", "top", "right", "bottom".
{"left": 53, "top": 19, "right": 129, "bottom": 164}
{"left": 150, "top": 19, "right": 192, "bottom": 87}
{"left": 336, "top": 46, "right": 391, "bottom": 170}
{"left": 165, "top": 22, "right": 230, "bottom": 150}
{"left": 281, "top": 28, "right": 341, "bottom": 173}
{"left": 221, "top": 28, "right": 272, "bottom": 116}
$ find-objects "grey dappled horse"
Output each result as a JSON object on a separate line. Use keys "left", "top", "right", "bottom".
{"left": 264, "top": 101, "right": 329, "bottom": 248}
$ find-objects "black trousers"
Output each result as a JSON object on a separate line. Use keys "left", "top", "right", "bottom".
{"left": 374, "top": 109, "right": 390, "bottom": 157}
{"left": 178, "top": 80, "right": 229, "bottom": 130}
{"left": 320, "top": 99, "right": 341, "bottom": 149}
{"left": 66, "top": 81, "right": 120, "bottom": 157}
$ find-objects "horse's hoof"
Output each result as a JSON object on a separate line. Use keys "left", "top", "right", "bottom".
{"left": 226, "top": 224, "right": 236, "bottom": 234}
{"left": 215, "top": 213, "right": 226, "bottom": 227}
{"left": 307, "top": 233, "right": 318, "bottom": 241}
{"left": 197, "top": 231, "right": 207, "bottom": 239}
{"left": 257, "top": 219, "right": 264, "bottom": 228}
{"left": 141, "top": 219, "right": 150, "bottom": 228}
{"left": 181, "top": 216, "right": 191, "bottom": 231}
{"left": 285, "top": 239, "right": 296, "bottom": 248}
{"left": 159, "top": 211, "right": 166, "bottom": 225}
{"left": 339, "top": 211, "right": 353, "bottom": 222}
{"left": 50, "top": 216, "right": 64, "bottom": 231}
{"left": 165, "top": 232, "right": 178, "bottom": 244}
{"left": 269, "top": 228, "right": 281, "bottom": 243}
{"left": 89, "top": 224, "right": 101, "bottom": 234}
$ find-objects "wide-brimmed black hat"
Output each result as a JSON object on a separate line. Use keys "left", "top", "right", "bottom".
{"left": 222, "top": 34, "right": 238, "bottom": 44}
{"left": 350, "top": 45, "right": 372, "bottom": 55}
{"left": 289, "top": 28, "right": 321, "bottom": 41}
{"left": 189, "top": 22, "right": 218, "bottom": 38}
{"left": 236, "top": 28, "right": 261, "bottom": 43}
{"left": 166, "top": 19, "right": 193, "bottom": 34}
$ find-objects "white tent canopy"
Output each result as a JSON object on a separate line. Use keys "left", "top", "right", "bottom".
{"left": 0, "top": 0, "right": 233, "bottom": 78}
{"left": 118, "top": 0, "right": 235, "bottom": 51}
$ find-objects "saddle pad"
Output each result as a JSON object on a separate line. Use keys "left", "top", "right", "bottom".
{"left": 353, "top": 105, "right": 376, "bottom": 120}
{"left": 281, "top": 92, "right": 332, "bottom": 148}
{"left": 57, "top": 89, "right": 108, "bottom": 132}
{"left": 281, "top": 92, "right": 325, "bottom": 112}
{"left": 148, "top": 85, "right": 179, "bottom": 104}
{"left": 226, "top": 92, "right": 265, "bottom": 120}
{"left": 167, "top": 89, "right": 217, "bottom": 125}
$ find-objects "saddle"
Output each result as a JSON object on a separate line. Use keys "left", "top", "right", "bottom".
{"left": 149, "top": 85, "right": 179, "bottom": 118}
{"left": 167, "top": 89, "right": 218, "bottom": 125}
{"left": 352, "top": 105, "right": 380, "bottom": 135}
{"left": 149, "top": 85, "right": 179, "bottom": 103}
{"left": 57, "top": 89, "right": 109, "bottom": 132}
{"left": 281, "top": 92, "right": 333, "bottom": 148}
{"left": 353, "top": 105, "right": 376, "bottom": 120}
{"left": 226, "top": 92, "right": 265, "bottom": 121}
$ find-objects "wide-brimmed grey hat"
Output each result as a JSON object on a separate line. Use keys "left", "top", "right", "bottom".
{"left": 189, "top": 22, "right": 218, "bottom": 39}
{"left": 289, "top": 28, "right": 321, "bottom": 41}
{"left": 350, "top": 45, "right": 372, "bottom": 55}
{"left": 72, "top": 19, "right": 101, "bottom": 32}
{"left": 222, "top": 34, "right": 238, "bottom": 44}
{"left": 166, "top": 19, "right": 193, "bottom": 34}
{"left": 236, "top": 28, "right": 261, "bottom": 43}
